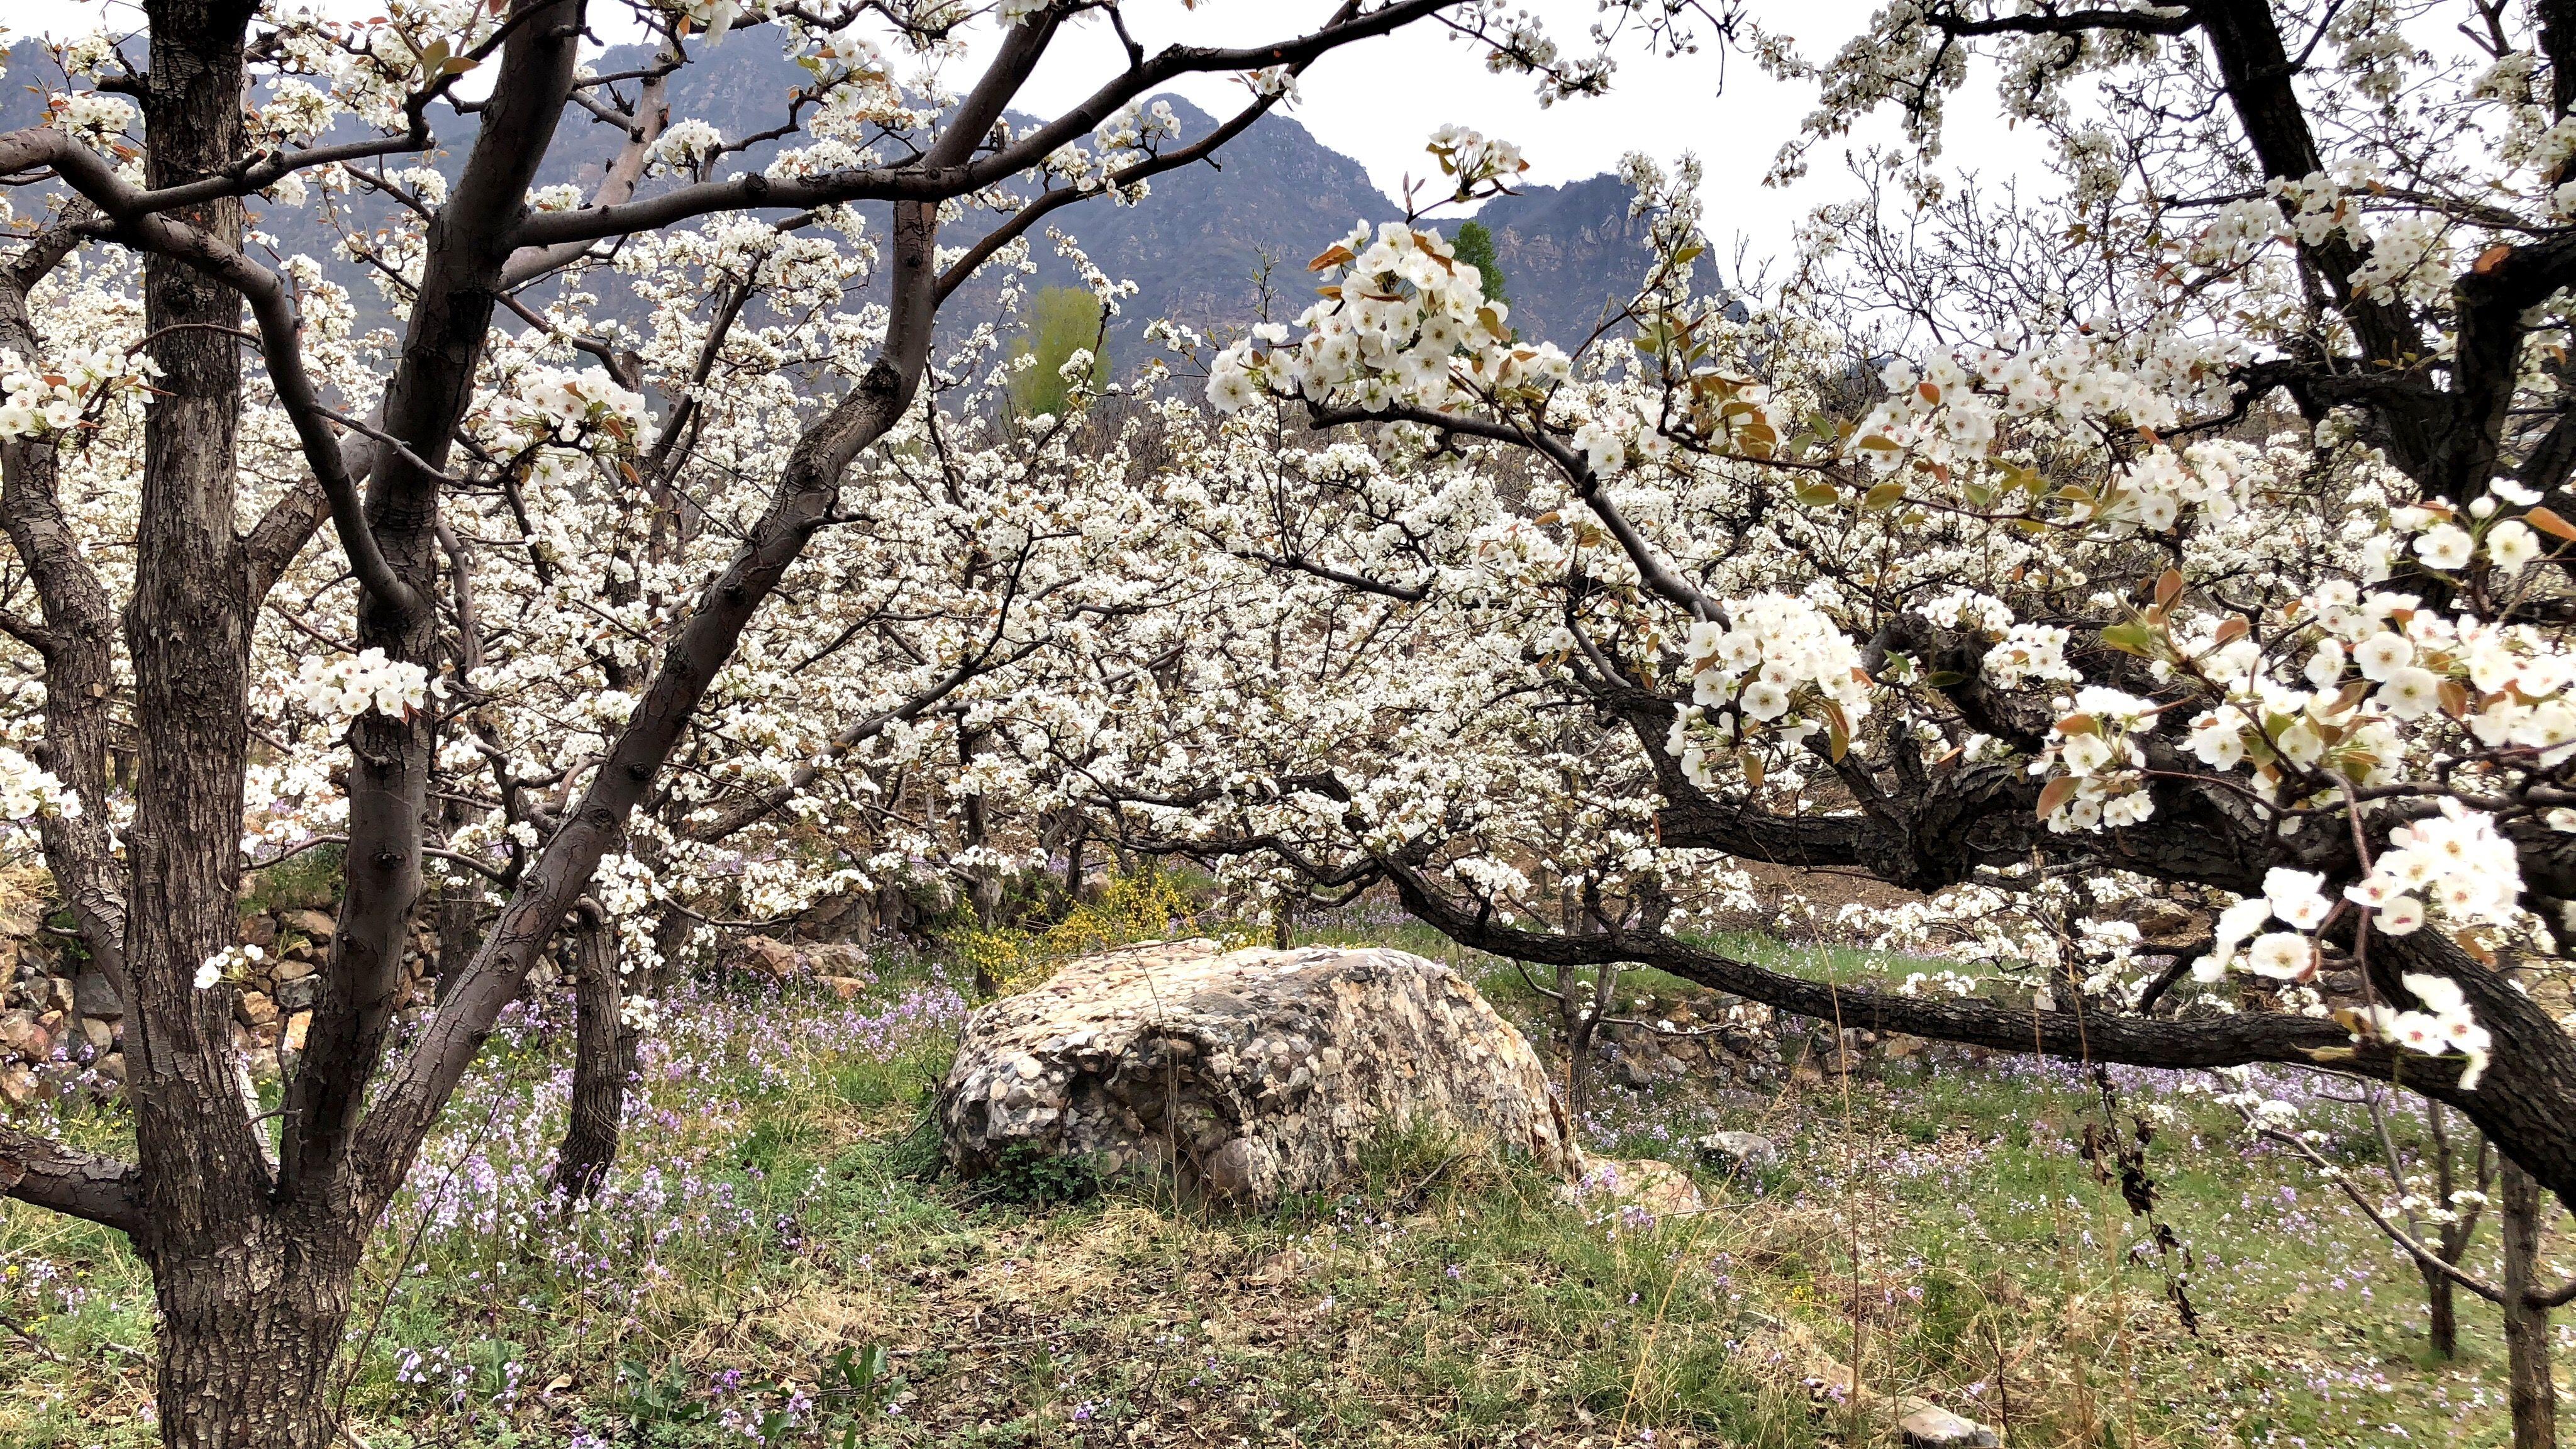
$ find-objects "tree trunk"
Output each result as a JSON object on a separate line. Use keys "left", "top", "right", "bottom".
{"left": 961, "top": 728, "right": 1004, "bottom": 927}
{"left": 1556, "top": 960, "right": 1619, "bottom": 1125}
{"left": 431, "top": 880, "right": 482, "bottom": 1006}
{"left": 116, "top": 7, "right": 358, "bottom": 1448}
{"left": 142, "top": 1218, "right": 361, "bottom": 1449}
{"left": 2422, "top": 1106, "right": 2486, "bottom": 1361}
{"left": 1554, "top": 963, "right": 1587, "bottom": 1119}
{"left": 2502, "top": 1160, "right": 2560, "bottom": 1449}
{"left": 2421, "top": 1260, "right": 2458, "bottom": 1359}
{"left": 552, "top": 907, "right": 635, "bottom": 1200}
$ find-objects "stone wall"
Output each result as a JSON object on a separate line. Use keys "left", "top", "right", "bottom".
{"left": 0, "top": 872, "right": 445, "bottom": 1108}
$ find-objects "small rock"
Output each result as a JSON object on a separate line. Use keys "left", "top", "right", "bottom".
{"left": 0, "top": 1010, "right": 44, "bottom": 1058}
{"left": 275, "top": 975, "right": 319, "bottom": 1012}
{"left": 235, "top": 991, "right": 280, "bottom": 1030}
{"left": 282, "top": 1011, "right": 312, "bottom": 1055}
{"left": 818, "top": 974, "right": 870, "bottom": 1001}
{"left": 801, "top": 942, "right": 875, "bottom": 975}
{"left": 1695, "top": 1130, "right": 1780, "bottom": 1177}
{"left": 1242, "top": 1248, "right": 1313, "bottom": 1288}
{"left": 2124, "top": 897, "right": 2198, "bottom": 941}
{"left": 79, "top": 1017, "right": 113, "bottom": 1053}
{"left": 0, "top": 1062, "right": 36, "bottom": 1106}
{"left": 733, "top": 936, "right": 801, "bottom": 979}
{"left": 1896, "top": 1399, "right": 2001, "bottom": 1447}
{"left": 1204, "top": 1138, "right": 1275, "bottom": 1201}
{"left": 1564, "top": 1155, "right": 1703, "bottom": 1217}
{"left": 284, "top": 909, "right": 338, "bottom": 941}
{"left": 2322, "top": 969, "right": 2365, "bottom": 996}
{"left": 240, "top": 914, "right": 279, "bottom": 948}
{"left": 40, "top": 977, "right": 75, "bottom": 1014}
{"left": 93, "top": 1052, "right": 125, "bottom": 1084}
{"left": 71, "top": 971, "right": 122, "bottom": 1019}
{"left": 273, "top": 958, "right": 315, "bottom": 982}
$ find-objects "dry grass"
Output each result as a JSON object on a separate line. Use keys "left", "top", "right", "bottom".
{"left": 0, "top": 949, "right": 2563, "bottom": 1447}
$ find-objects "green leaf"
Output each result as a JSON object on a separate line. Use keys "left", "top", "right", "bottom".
{"left": 2099, "top": 621, "right": 2158, "bottom": 656}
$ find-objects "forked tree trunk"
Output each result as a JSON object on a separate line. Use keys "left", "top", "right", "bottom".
{"left": 2501, "top": 1160, "right": 2560, "bottom": 1449}
{"left": 140, "top": 1218, "right": 364, "bottom": 1449}
{"left": 552, "top": 907, "right": 635, "bottom": 1200}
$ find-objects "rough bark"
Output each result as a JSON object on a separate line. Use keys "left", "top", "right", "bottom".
{"left": 279, "top": 0, "right": 586, "bottom": 1209}
{"left": 119, "top": 7, "right": 339, "bottom": 1447}
{"left": 0, "top": 219, "right": 131, "bottom": 999}
{"left": 2502, "top": 1161, "right": 2561, "bottom": 1449}
{"left": 2423, "top": 1262, "right": 2459, "bottom": 1360}
{"left": 552, "top": 905, "right": 634, "bottom": 1200}
{"left": 147, "top": 1219, "right": 364, "bottom": 1449}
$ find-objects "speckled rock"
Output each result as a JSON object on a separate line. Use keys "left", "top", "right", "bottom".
{"left": 936, "top": 940, "right": 1576, "bottom": 1203}
{"left": 1694, "top": 1130, "right": 1780, "bottom": 1177}
{"left": 1558, "top": 1155, "right": 1706, "bottom": 1218}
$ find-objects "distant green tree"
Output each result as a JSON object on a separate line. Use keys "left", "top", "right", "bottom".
{"left": 1009, "top": 287, "right": 1109, "bottom": 420}
{"left": 1452, "top": 219, "right": 1508, "bottom": 306}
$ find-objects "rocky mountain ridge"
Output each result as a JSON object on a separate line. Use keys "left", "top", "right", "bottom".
{"left": 1, "top": 37, "right": 1655, "bottom": 353}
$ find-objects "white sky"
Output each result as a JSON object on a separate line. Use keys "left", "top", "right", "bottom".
{"left": 6, "top": 0, "right": 2057, "bottom": 266}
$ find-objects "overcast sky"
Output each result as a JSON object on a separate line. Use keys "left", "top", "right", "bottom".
{"left": 6, "top": 0, "right": 2055, "bottom": 266}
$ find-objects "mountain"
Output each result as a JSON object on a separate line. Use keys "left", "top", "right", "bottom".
{"left": 0, "top": 37, "right": 1651, "bottom": 358}
{"left": 1440, "top": 174, "right": 1656, "bottom": 349}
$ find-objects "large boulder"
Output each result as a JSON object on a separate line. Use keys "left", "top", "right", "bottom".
{"left": 937, "top": 940, "right": 1575, "bottom": 1203}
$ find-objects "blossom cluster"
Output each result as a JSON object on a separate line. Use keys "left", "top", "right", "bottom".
{"left": 0, "top": 747, "right": 79, "bottom": 823}
{"left": 2179, "top": 569, "right": 2576, "bottom": 799}
{"left": 481, "top": 365, "right": 652, "bottom": 452}
{"left": 194, "top": 943, "right": 268, "bottom": 991}
{"left": 2362, "top": 972, "right": 2494, "bottom": 1089}
{"left": 2344, "top": 802, "right": 2524, "bottom": 940}
{"left": 284, "top": 649, "right": 431, "bottom": 724}
{"left": 1667, "top": 591, "right": 1872, "bottom": 788}
{"left": 46, "top": 90, "right": 133, "bottom": 147}
{"left": 1207, "top": 219, "right": 1551, "bottom": 415}
{"left": 2037, "top": 687, "right": 2158, "bottom": 832}
{"left": 1982, "top": 622, "right": 2077, "bottom": 689}
{"left": 1426, "top": 124, "right": 1528, "bottom": 200}
{"left": 0, "top": 347, "right": 141, "bottom": 440}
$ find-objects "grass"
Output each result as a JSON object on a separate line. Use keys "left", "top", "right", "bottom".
{"left": 0, "top": 927, "right": 2562, "bottom": 1446}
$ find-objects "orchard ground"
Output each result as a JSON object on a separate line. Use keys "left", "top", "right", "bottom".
{"left": 0, "top": 906, "right": 2564, "bottom": 1448}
